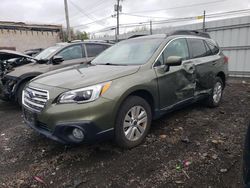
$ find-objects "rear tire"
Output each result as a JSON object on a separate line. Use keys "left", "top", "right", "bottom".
{"left": 115, "top": 96, "right": 152, "bottom": 149}
{"left": 205, "top": 77, "right": 223, "bottom": 108}
{"left": 17, "top": 81, "right": 28, "bottom": 107}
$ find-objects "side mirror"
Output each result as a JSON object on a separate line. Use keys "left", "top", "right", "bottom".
{"left": 52, "top": 56, "right": 64, "bottom": 65}
{"left": 165, "top": 56, "right": 182, "bottom": 66}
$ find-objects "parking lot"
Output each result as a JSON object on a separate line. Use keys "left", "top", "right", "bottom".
{"left": 0, "top": 80, "right": 249, "bottom": 187}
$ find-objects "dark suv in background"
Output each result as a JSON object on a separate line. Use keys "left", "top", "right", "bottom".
{"left": 22, "top": 30, "right": 229, "bottom": 148}
{"left": 0, "top": 40, "right": 112, "bottom": 105}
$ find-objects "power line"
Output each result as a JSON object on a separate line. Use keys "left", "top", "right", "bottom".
{"left": 68, "top": 0, "right": 105, "bottom": 26}
{"left": 121, "top": 13, "right": 169, "bottom": 19}
{"left": 71, "top": 16, "right": 112, "bottom": 28}
{"left": 126, "top": 0, "right": 228, "bottom": 14}
{"left": 50, "top": 0, "right": 111, "bottom": 24}
{"left": 88, "top": 8, "right": 250, "bottom": 34}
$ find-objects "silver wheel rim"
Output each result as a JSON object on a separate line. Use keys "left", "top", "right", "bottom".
{"left": 213, "top": 82, "right": 222, "bottom": 104}
{"left": 123, "top": 106, "right": 148, "bottom": 141}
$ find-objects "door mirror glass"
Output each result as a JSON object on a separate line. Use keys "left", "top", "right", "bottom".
{"left": 165, "top": 56, "right": 182, "bottom": 66}
{"left": 52, "top": 56, "right": 64, "bottom": 65}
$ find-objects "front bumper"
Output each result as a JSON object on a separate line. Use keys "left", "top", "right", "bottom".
{"left": 22, "top": 94, "right": 117, "bottom": 144}
{"left": 23, "top": 107, "right": 114, "bottom": 144}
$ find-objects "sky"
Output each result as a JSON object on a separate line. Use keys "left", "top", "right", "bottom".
{"left": 0, "top": 0, "right": 250, "bottom": 36}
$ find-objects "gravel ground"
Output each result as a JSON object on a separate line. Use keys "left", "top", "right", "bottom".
{"left": 0, "top": 80, "right": 250, "bottom": 188}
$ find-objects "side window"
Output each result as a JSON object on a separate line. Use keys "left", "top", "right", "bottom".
{"left": 155, "top": 54, "right": 164, "bottom": 67}
{"left": 57, "top": 45, "right": 83, "bottom": 61}
{"left": 163, "top": 38, "right": 189, "bottom": 63}
{"left": 206, "top": 42, "right": 220, "bottom": 55}
{"left": 86, "top": 44, "right": 107, "bottom": 57}
{"left": 203, "top": 40, "right": 213, "bottom": 56}
{"left": 188, "top": 39, "right": 207, "bottom": 58}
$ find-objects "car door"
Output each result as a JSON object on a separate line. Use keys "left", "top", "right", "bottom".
{"left": 154, "top": 38, "right": 196, "bottom": 110}
{"left": 187, "top": 38, "right": 218, "bottom": 94}
{"left": 50, "top": 44, "right": 87, "bottom": 70}
{"left": 85, "top": 43, "right": 109, "bottom": 63}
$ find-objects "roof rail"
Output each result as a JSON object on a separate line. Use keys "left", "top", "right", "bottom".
{"left": 128, "top": 34, "right": 148, "bottom": 39}
{"left": 170, "top": 30, "right": 211, "bottom": 38}
{"left": 83, "top": 39, "right": 115, "bottom": 44}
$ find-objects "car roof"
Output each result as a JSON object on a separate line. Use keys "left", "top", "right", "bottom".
{"left": 127, "top": 30, "right": 211, "bottom": 41}
{"left": 63, "top": 40, "right": 113, "bottom": 46}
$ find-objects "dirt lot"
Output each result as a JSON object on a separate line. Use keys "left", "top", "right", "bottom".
{"left": 0, "top": 80, "right": 250, "bottom": 188}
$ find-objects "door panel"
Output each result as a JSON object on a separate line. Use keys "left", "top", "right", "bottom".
{"left": 154, "top": 38, "right": 196, "bottom": 109}
{"left": 187, "top": 38, "right": 219, "bottom": 95}
{"left": 155, "top": 61, "right": 196, "bottom": 109}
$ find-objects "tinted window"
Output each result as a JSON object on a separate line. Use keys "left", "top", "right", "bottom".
{"left": 163, "top": 38, "right": 189, "bottom": 62}
{"left": 188, "top": 39, "right": 207, "bottom": 58}
{"left": 203, "top": 41, "right": 213, "bottom": 56}
{"left": 57, "top": 45, "right": 83, "bottom": 61}
{"left": 86, "top": 44, "right": 108, "bottom": 57}
{"left": 207, "top": 42, "right": 219, "bottom": 55}
{"left": 35, "top": 45, "right": 62, "bottom": 60}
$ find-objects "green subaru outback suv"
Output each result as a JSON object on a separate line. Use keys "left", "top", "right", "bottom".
{"left": 22, "top": 30, "right": 228, "bottom": 148}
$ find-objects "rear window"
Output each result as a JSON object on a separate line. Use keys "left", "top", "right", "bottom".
{"left": 188, "top": 38, "right": 207, "bottom": 58}
{"left": 86, "top": 44, "right": 109, "bottom": 57}
{"left": 206, "top": 42, "right": 220, "bottom": 55}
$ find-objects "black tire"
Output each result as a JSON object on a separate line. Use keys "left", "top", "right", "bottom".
{"left": 17, "top": 81, "right": 28, "bottom": 107}
{"left": 115, "top": 96, "right": 152, "bottom": 149}
{"left": 205, "top": 77, "right": 223, "bottom": 108}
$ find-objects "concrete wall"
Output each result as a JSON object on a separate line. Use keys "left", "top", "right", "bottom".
{"left": 0, "top": 29, "right": 61, "bottom": 52}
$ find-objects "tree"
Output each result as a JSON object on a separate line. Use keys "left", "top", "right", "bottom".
{"left": 61, "top": 29, "right": 89, "bottom": 42}
{"left": 75, "top": 30, "right": 89, "bottom": 40}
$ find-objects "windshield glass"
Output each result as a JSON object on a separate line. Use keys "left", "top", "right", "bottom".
{"left": 35, "top": 45, "right": 63, "bottom": 60}
{"left": 92, "top": 38, "right": 162, "bottom": 65}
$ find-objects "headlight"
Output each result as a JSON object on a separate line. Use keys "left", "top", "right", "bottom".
{"left": 58, "top": 81, "right": 111, "bottom": 104}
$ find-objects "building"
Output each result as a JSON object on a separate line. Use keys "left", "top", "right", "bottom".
{"left": 0, "top": 21, "right": 62, "bottom": 52}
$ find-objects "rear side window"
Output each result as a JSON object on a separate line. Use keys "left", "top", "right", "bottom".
{"left": 188, "top": 38, "right": 207, "bottom": 58}
{"left": 206, "top": 42, "right": 220, "bottom": 55}
{"left": 57, "top": 45, "right": 83, "bottom": 61}
{"left": 86, "top": 44, "right": 108, "bottom": 57}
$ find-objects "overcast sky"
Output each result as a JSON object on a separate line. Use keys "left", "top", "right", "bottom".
{"left": 0, "top": 0, "right": 250, "bottom": 35}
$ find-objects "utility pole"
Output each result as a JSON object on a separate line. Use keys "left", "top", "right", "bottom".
{"left": 203, "top": 10, "right": 206, "bottom": 32}
{"left": 64, "top": 0, "right": 71, "bottom": 41}
{"left": 114, "top": 0, "right": 122, "bottom": 41}
{"left": 150, "top": 20, "right": 153, "bottom": 35}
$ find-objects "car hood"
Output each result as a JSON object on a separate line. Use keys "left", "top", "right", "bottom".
{"left": 6, "top": 62, "right": 50, "bottom": 77}
{"left": 32, "top": 64, "right": 140, "bottom": 89}
{"left": 0, "top": 50, "right": 34, "bottom": 61}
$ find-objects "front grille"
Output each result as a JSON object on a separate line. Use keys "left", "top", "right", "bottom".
{"left": 23, "top": 87, "right": 49, "bottom": 112}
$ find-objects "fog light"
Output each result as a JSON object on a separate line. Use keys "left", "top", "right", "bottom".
{"left": 72, "top": 128, "right": 84, "bottom": 140}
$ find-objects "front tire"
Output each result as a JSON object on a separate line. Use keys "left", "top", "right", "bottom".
{"left": 115, "top": 96, "right": 152, "bottom": 148}
{"left": 205, "top": 77, "right": 223, "bottom": 107}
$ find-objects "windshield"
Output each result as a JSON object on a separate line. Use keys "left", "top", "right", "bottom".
{"left": 92, "top": 38, "right": 162, "bottom": 65}
{"left": 35, "top": 45, "right": 63, "bottom": 60}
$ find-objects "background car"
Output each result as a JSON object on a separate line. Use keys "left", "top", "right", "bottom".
{"left": 0, "top": 50, "right": 35, "bottom": 77}
{"left": 0, "top": 40, "right": 112, "bottom": 105}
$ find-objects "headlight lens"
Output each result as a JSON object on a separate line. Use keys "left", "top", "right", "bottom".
{"left": 58, "top": 81, "right": 111, "bottom": 104}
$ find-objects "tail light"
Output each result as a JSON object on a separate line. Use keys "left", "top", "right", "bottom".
{"left": 224, "top": 56, "right": 229, "bottom": 64}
